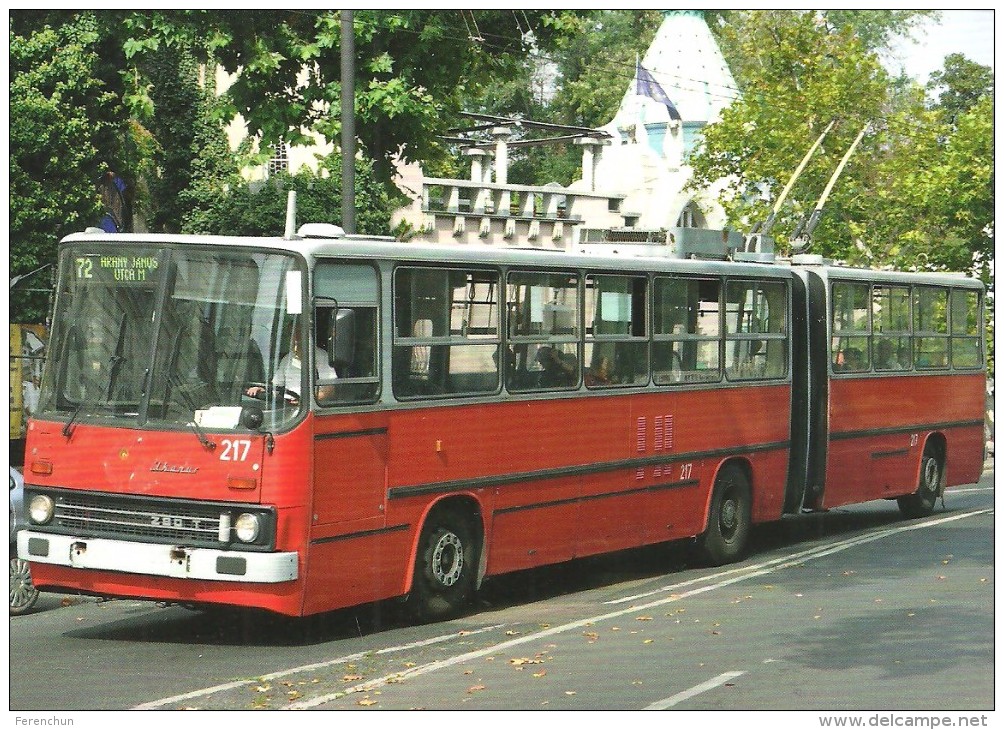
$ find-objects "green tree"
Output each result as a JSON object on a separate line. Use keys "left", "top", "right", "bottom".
{"left": 9, "top": 14, "right": 133, "bottom": 321}
{"left": 689, "top": 11, "right": 890, "bottom": 261}
{"left": 688, "top": 10, "right": 992, "bottom": 276}
{"left": 548, "top": 10, "right": 663, "bottom": 129}
{"left": 141, "top": 42, "right": 236, "bottom": 234}
{"left": 121, "top": 10, "right": 591, "bottom": 185}
{"left": 928, "top": 52, "right": 994, "bottom": 125}
{"left": 182, "top": 153, "right": 399, "bottom": 238}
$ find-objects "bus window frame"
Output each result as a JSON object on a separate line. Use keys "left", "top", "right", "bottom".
{"left": 391, "top": 264, "right": 503, "bottom": 400}
{"left": 723, "top": 278, "right": 790, "bottom": 382}
{"left": 312, "top": 260, "right": 382, "bottom": 408}
{"left": 504, "top": 267, "right": 582, "bottom": 393}
{"left": 913, "top": 284, "right": 950, "bottom": 371}
{"left": 583, "top": 272, "right": 650, "bottom": 389}
{"left": 652, "top": 274, "right": 723, "bottom": 386}
{"left": 948, "top": 287, "right": 985, "bottom": 371}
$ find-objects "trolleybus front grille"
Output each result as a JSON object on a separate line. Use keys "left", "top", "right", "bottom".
{"left": 54, "top": 498, "right": 221, "bottom": 543}
{"left": 24, "top": 488, "right": 275, "bottom": 551}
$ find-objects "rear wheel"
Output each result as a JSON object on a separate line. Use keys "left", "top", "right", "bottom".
{"left": 409, "top": 510, "right": 477, "bottom": 622}
{"left": 898, "top": 444, "right": 942, "bottom": 518}
{"left": 698, "top": 465, "right": 752, "bottom": 566}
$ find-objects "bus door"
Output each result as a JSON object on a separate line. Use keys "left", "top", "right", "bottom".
{"left": 786, "top": 270, "right": 829, "bottom": 512}
{"left": 789, "top": 268, "right": 830, "bottom": 511}
{"left": 311, "top": 262, "right": 386, "bottom": 531}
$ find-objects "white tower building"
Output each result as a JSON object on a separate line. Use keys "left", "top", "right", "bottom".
{"left": 587, "top": 10, "right": 738, "bottom": 231}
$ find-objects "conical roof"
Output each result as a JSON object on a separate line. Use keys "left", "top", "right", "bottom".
{"left": 615, "top": 10, "right": 737, "bottom": 125}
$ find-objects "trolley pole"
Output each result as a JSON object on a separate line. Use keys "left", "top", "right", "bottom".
{"left": 340, "top": 9, "right": 356, "bottom": 234}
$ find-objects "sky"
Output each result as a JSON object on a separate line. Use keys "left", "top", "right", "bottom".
{"left": 884, "top": 9, "right": 995, "bottom": 83}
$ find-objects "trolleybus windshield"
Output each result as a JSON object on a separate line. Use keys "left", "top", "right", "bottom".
{"left": 38, "top": 244, "right": 305, "bottom": 433}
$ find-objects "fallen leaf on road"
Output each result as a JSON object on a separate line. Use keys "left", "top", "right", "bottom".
{"left": 343, "top": 674, "right": 364, "bottom": 682}
{"left": 358, "top": 698, "right": 377, "bottom": 707}
{"left": 468, "top": 685, "right": 486, "bottom": 693}
{"left": 533, "top": 670, "right": 547, "bottom": 678}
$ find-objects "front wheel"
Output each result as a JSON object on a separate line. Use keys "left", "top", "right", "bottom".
{"left": 698, "top": 465, "right": 752, "bottom": 566}
{"left": 409, "top": 510, "right": 478, "bottom": 623}
{"left": 898, "top": 444, "right": 942, "bottom": 518}
{"left": 10, "top": 555, "right": 40, "bottom": 615}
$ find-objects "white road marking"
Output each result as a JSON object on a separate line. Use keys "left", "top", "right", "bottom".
{"left": 287, "top": 509, "right": 990, "bottom": 710}
{"left": 643, "top": 671, "right": 747, "bottom": 710}
{"left": 130, "top": 624, "right": 504, "bottom": 710}
{"left": 134, "top": 508, "right": 990, "bottom": 710}
{"left": 604, "top": 508, "right": 994, "bottom": 605}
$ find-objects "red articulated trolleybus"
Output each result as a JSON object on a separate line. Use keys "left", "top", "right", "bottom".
{"left": 19, "top": 213, "right": 985, "bottom": 620}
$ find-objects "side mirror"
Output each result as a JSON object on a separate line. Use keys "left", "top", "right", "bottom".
{"left": 329, "top": 307, "right": 356, "bottom": 370}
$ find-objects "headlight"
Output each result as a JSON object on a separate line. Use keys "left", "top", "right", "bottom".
{"left": 29, "top": 495, "right": 54, "bottom": 525}
{"left": 234, "top": 513, "right": 261, "bottom": 543}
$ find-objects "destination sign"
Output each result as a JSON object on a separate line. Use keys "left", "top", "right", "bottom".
{"left": 74, "top": 254, "right": 160, "bottom": 285}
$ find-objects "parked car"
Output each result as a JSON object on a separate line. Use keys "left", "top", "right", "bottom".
{"left": 10, "top": 466, "right": 40, "bottom": 614}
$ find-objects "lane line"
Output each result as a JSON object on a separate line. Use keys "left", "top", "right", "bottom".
{"left": 643, "top": 671, "right": 746, "bottom": 710}
{"left": 134, "top": 507, "right": 990, "bottom": 710}
{"left": 286, "top": 509, "right": 990, "bottom": 710}
{"left": 131, "top": 624, "right": 504, "bottom": 710}
{"left": 604, "top": 508, "right": 993, "bottom": 606}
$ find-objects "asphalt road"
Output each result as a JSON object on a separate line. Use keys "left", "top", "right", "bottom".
{"left": 10, "top": 465, "right": 994, "bottom": 713}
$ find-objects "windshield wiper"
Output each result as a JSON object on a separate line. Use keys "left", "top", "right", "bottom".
{"left": 62, "top": 401, "right": 85, "bottom": 438}
{"left": 63, "top": 352, "right": 123, "bottom": 439}
{"left": 187, "top": 419, "right": 217, "bottom": 451}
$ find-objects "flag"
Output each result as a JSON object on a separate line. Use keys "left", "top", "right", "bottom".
{"left": 635, "top": 61, "right": 682, "bottom": 121}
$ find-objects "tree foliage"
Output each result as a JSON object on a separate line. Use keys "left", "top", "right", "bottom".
{"left": 689, "top": 10, "right": 993, "bottom": 277}
{"left": 120, "top": 10, "right": 591, "bottom": 184}
{"left": 181, "top": 153, "right": 398, "bottom": 238}
{"left": 9, "top": 13, "right": 132, "bottom": 321}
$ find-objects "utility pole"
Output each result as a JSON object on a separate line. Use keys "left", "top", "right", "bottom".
{"left": 340, "top": 9, "right": 356, "bottom": 234}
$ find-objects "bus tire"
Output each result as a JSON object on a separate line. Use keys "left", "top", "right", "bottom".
{"left": 9, "top": 555, "right": 40, "bottom": 616}
{"left": 410, "top": 510, "right": 476, "bottom": 622}
{"left": 898, "top": 444, "right": 942, "bottom": 518}
{"left": 698, "top": 465, "right": 752, "bottom": 566}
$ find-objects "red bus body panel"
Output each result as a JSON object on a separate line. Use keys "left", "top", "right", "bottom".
{"left": 821, "top": 373, "right": 985, "bottom": 509}
{"left": 301, "top": 384, "right": 791, "bottom": 614}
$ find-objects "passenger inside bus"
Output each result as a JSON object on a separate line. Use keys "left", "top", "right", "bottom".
{"left": 535, "top": 346, "right": 578, "bottom": 387}
{"left": 585, "top": 355, "right": 613, "bottom": 386}
{"left": 875, "top": 339, "right": 904, "bottom": 370}
{"left": 839, "top": 347, "right": 866, "bottom": 372}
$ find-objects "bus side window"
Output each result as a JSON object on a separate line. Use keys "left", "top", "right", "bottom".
{"left": 831, "top": 281, "right": 870, "bottom": 373}
{"left": 913, "top": 286, "right": 949, "bottom": 370}
{"left": 652, "top": 276, "right": 721, "bottom": 385}
{"left": 392, "top": 267, "right": 501, "bottom": 399}
{"left": 312, "top": 262, "right": 380, "bottom": 405}
{"left": 506, "top": 270, "right": 580, "bottom": 392}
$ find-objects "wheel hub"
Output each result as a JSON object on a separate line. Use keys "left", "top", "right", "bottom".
{"left": 923, "top": 457, "right": 940, "bottom": 494}
{"left": 720, "top": 498, "right": 738, "bottom": 534}
{"left": 431, "top": 532, "right": 464, "bottom": 587}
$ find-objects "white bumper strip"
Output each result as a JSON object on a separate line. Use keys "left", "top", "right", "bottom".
{"left": 18, "top": 531, "right": 298, "bottom": 584}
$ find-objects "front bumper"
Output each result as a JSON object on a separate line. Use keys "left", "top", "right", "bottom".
{"left": 18, "top": 531, "right": 298, "bottom": 583}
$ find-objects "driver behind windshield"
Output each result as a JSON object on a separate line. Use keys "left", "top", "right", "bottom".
{"left": 247, "top": 319, "right": 336, "bottom": 405}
